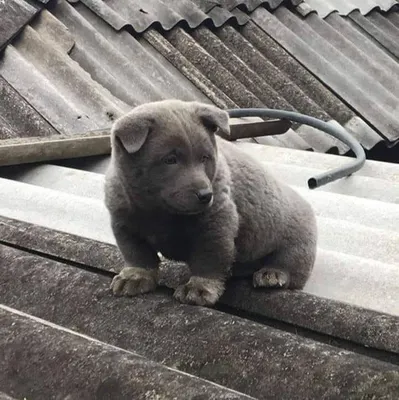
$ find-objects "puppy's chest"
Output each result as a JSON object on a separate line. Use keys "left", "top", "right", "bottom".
{"left": 142, "top": 218, "right": 195, "bottom": 262}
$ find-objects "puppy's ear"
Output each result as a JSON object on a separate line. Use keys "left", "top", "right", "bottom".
{"left": 195, "top": 104, "right": 230, "bottom": 138}
{"left": 111, "top": 113, "right": 152, "bottom": 153}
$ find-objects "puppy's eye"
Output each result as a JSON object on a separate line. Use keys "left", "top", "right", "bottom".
{"left": 201, "top": 155, "right": 210, "bottom": 163}
{"left": 163, "top": 154, "right": 177, "bottom": 165}
{"left": 205, "top": 122, "right": 219, "bottom": 133}
{"left": 201, "top": 117, "right": 219, "bottom": 133}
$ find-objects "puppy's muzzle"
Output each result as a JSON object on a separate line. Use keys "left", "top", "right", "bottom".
{"left": 196, "top": 189, "right": 213, "bottom": 204}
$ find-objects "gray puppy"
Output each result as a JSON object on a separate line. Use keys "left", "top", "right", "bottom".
{"left": 105, "top": 100, "right": 317, "bottom": 307}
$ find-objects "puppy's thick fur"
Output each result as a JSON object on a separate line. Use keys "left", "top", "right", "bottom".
{"left": 105, "top": 100, "right": 317, "bottom": 307}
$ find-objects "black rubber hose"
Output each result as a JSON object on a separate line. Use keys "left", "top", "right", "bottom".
{"left": 227, "top": 108, "right": 366, "bottom": 189}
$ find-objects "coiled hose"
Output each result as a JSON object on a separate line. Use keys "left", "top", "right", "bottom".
{"left": 227, "top": 108, "right": 366, "bottom": 189}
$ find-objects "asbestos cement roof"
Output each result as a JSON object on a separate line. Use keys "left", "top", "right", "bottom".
{"left": 1, "top": 0, "right": 399, "bottom": 398}
{"left": 1, "top": 144, "right": 399, "bottom": 398}
{"left": 299, "top": 0, "right": 399, "bottom": 18}
{"left": 1, "top": 0, "right": 399, "bottom": 159}
{"left": 65, "top": 0, "right": 303, "bottom": 32}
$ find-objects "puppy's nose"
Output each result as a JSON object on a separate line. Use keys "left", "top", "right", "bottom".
{"left": 196, "top": 189, "right": 213, "bottom": 204}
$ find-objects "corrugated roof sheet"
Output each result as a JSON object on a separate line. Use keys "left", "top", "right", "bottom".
{"left": 3, "top": 145, "right": 399, "bottom": 316}
{"left": 0, "top": 76, "right": 58, "bottom": 139}
{"left": 1, "top": 142, "right": 399, "bottom": 398}
{"left": 65, "top": 0, "right": 301, "bottom": 32}
{"left": 250, "top": 7, "right": 399, "bottom": 147}
{"left": 2, "top": 0, "right": 399, "bottom": 159}
{"left": 299, "top": 0, "right": 399, "bottom": 18}
{"left": 66, "top": 0, "right": 240, "bottom": 32}
{"left": 151, "top": 17, "right": 399, "bottom": 156}
{"left": 2, "top": 1, "right": 399, "bottom": 397}
{"left": 0, "top": 0, "right": 42, "bottom": 50}
{"left": 0, "top": 1, "right": 211, "bottom": 137}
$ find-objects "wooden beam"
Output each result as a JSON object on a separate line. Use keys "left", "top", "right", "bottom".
{"left": 0, "top": 130, "right": 111, "bottom": 167}
{"left": 0, "top": 119, "right": 291, "bottom": 167}
{"left": 228, "top": 119, "right": 292, "bottom": 140}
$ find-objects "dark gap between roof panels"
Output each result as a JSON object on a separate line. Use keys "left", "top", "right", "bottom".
{"left": 0, "top": 239, "right": 114, "bottom": 279}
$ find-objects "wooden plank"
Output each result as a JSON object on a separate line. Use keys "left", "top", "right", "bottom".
{"left": 0, "top": 120, "right": 291, "bottom": 167}
{"left": 0, "top": 130, "right": 111, "bottom": 167}
{"left": 228, "top": 119, "right": 292, "bottom": 140}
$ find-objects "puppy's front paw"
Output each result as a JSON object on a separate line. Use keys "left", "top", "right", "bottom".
{"left": 173, "top": 276, "right": 225, "bottom": 307}
{"left": 111, "top": 267, "right": 158, "bottom": 297}
{"left": 253, "top": 268, "right": 289, "bottom": 289}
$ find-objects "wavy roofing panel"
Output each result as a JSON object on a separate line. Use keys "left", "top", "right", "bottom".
{"left": 2, "top": 0, "right": 399, "bottom": 158}
{"left": 0, "top": 0, "right": 210, "bottom": 137}
{"left": 247, "top": 6, "right": 399, "bottom": 155}
{"left": 0, "top": 0, "right": 41, "bottom": 50}
{"left": 1, "top": 143, "right": 399, "bottom": 398}
{"left": 66, "top": 0, "right": 244, "bottom": 32}
{"left": 218, "top": 0, "right": 302, "bottom": 11}
{"left": 298, "top": 0, "right": 399, "bottom": 18}
{"left": 66, "top": 0, "right": 300, "bottom": 32}
{"left": 152, "top": 18, "right": 398, "bottom": 156}
{"left": 0, "top": 76, "right": 58, "bottom": 139}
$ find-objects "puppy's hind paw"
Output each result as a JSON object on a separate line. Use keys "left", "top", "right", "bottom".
{"left": 111, "top": 267, "right": 158, "bottom": 297}
{"left": 173, "top": 276, "right": 225, "bottom": 307}
{"left": 253, "top": 268, "right": 289, "bottom": 289}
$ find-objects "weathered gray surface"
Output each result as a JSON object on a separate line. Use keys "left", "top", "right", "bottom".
{"left": 67, "top": 0, "right": 287, "bottom": 32}
{"left": 222, "top": 280, "right": 399, "bottom": 354}
{"left": 0, "top": 306, "right": 254, "bottom": 400}
{"left": 2, "top": 147, "right": 399, "bottom": 315}
{"left": 0, "top": 76, "right": 58, "bottom": 140}
{"left": 0, "top": 393, "right": 16, "bottom": 400}
{"left": 251, "top": 7, "right": 399, "bottom": 146}
{"left": 1, "top": 215, "right": 398, "bottom": 354}
{"left": 0, "top": 131, "right": 111, "bottom": 166}
{"left": 298, "top": 0, "right": 399, "bottom": 18}
{"left": 1, "top": 244, "right": 399, "bottom": 399}
{"left": 2, "top": 1, "right": 399, "bottom": 157}
{"left": 0, "top": 0, "right": 39, "bottom": 50}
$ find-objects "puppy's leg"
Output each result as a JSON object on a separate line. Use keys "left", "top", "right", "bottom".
{"left": 174, "top": 204, "right": 238, "bottom": 307}
{"left": 110, "top": 217, "right": 160, "bottom": 297}
{"left": 253, "top": 240, "right": 317, "bottom": 290}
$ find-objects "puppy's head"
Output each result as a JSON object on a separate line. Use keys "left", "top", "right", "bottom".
{"left": 111, "top": 100, "right": 230, "bottom": 215}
